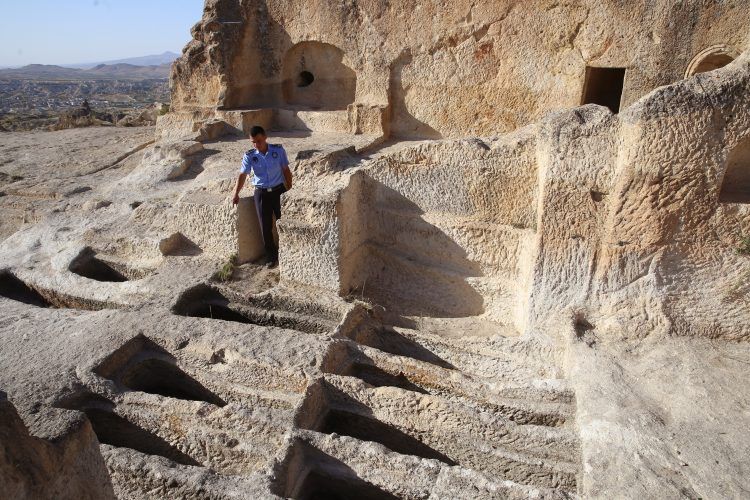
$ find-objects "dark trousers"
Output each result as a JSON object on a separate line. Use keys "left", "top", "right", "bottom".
{"left": 253, "top": 184, "right": 285, "bottom": 261}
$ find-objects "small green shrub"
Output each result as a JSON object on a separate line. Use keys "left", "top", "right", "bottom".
{"left": 214, "top": 253, "right": 238, "bottom": 282}
{"left": 738, "top": 235, "right": 750, "bottom": 256}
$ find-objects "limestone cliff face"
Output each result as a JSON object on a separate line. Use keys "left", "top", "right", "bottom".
{"left": 171, "top": 0, "right": 749, "bottom": 139}
{"left": 162, "top": 1, "right": 750, "bottom": 343}
{"left": 525, "top": 51, "right": 750, "bottom": 341}
{"left": 270, "top": 51, "right": 750, "bottom": 342}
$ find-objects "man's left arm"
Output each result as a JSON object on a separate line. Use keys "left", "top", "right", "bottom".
{"left": 280, "top": 147, "right": 292, "bottom": 190}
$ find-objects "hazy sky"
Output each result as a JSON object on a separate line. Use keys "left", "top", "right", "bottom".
{"left": 0, "top": 0, "right": 205, "bottom": 67}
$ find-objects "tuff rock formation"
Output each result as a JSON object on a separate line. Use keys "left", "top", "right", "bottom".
{"left": 1, "top": 1, "right": 749, "bottom": 499}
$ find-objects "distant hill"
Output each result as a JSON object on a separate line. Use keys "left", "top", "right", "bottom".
{"left": 65, "top": 51, "right": 180, "bottom": 69}
{"left": 0, "top": 63, "right": 171, "bottom": 81}
{"left": 0, "top": 64, "right": 83, "bottom": 80}
{"left": 85, "top": 63, "right": 172, "bottom": 79}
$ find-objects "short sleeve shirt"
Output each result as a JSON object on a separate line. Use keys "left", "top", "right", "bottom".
{"left": 240, "top": 144, "right": 289, "bottom": 188}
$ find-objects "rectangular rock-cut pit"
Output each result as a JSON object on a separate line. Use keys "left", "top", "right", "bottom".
{"left": 295, "top": 379, "right": 457, "bottom": 466}
{"left": 297, "top": 376, "right": 579, "bottom": 491}
{"left": 323, "top": 341, "right": 573, "bottom": 427}
{"left": 318, "top": 407, "right": 457, "bottom": 465}
{"left": 321, "top": 341, "right": 429, "bottom": 395}
{"left": 69, "top": 247, "right": 154, "bottom": 282}
{"left": 120, "top": 357, "right": 227, "bottom": 407}
{"left": 0, "top": 270, "right": 117, "bottom": 310}
{"left": 85, "top": 408, "right": 201, "bottom": 466}
{"left": 94, "top": 334, "right": 226, "bottom": 407}
{"left": 0, "top": 271, "right": 51, "bottom": 307}
{"left": 342, "top": 363, "right": 429, "bottom": 394}
{"left": 273, "top": 438, "right": 399, "bottom": 500}
{"left": 69, "top": 248, "right": 128, "bottom": 282}
{"left": 57, "top": 389, "right": 203, "bottom": 468}
{"left": 172, "top": 284, "right": 335, "bottom": 334}
{"left": 343, "top": 324, "right": 454, "bottom": 369}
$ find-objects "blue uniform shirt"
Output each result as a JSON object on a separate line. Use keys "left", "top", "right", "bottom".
{"left": 240, "top": 144, "right": 289, "bottom": 188}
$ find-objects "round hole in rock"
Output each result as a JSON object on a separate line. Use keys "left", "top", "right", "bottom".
{"left": 297, "top": 71, "right": 314, "bottom": 87}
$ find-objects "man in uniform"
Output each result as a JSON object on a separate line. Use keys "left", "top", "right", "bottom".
{"left": 232, "top": 125, "right": 292, "bottom": 268}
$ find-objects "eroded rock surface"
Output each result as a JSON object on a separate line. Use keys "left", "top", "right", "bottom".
{"left": 1, "top": 1, "right": 750, "bottom": 499}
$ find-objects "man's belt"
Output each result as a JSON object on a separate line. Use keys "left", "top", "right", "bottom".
{"left": 256, "top": 183, "right": 285, "bottom": 193}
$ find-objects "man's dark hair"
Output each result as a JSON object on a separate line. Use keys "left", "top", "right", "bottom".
{"left": 250, "top": 125, "right": 266, "bottom": 137}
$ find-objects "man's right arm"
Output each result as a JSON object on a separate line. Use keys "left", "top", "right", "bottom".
{"left": 233, "top": 153, "right": 252, "bottom": 205}
{"left": 232, "top": 173, "right": 247, "bottom": 205}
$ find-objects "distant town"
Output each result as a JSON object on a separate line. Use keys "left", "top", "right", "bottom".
{"left": 0, "top": 53, "right": 175, "bottom": 131}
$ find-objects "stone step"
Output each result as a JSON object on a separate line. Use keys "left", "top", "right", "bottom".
{"left": 274, "top": 431, "right": 576, "bottom": 499}
{"left": 323, "top": 341, "right": 574, "bottom": 426}
{"left": 341, "top": 321, "right": 564, "bottom": 383}
{"left": 101, "top": 445, "right": 273, "bottom": 499}
{"left": 295, "top": 376, "right": 579, "bottom": 491}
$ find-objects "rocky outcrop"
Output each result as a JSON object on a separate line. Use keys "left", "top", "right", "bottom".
{"left": 54, "top": 100, "right": 110, "bottom": 130}
{"left": 54, "top": 101, "right": 169, "bottom": 130}
{"left": 171, "top": 0, "right": 750, "bottom": 139}
{"left": 0, "top": 392, "right": 115, "bottom": 499}
{"left": 0, "top": 1, "right": 749, "bottom": 498}
{"left": 117, "top": 102, "right": 169, "bottom": 127}
{"left": 276, "top": 51, "right": 750, "bottom": 342}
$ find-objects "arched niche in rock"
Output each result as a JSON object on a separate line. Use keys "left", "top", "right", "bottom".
{"left": 685, "top": 44, "right": 739, "bottom": 77}
{"left": 719, "top": 135, "right": 750, "bottom": 204}
{"left": 282, "top": 41, "right": 356, "bottom": 110}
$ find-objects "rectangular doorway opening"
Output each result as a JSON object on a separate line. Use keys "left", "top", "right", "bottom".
{"left": 719, "top": 135, "right": 750, "bottom": 204}
{"left": 581, "top": 67, "right": 626, "bottom": 113}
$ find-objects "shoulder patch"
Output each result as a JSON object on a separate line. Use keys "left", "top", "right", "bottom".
{"left": 271, "top": 144, "right": 285, "bottom": 159}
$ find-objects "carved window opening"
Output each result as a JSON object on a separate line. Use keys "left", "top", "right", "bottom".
{"left": 581, "top": 67, "right": 626, "bottom": 114}
{"left": 686, "top": 45, "right": 739, "bottom": 78}
{"left": 719, "top": 135, "right": 750, "bottom": 204}
{"left": 282, "top": 41, "right": 356, "bottom": 110}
